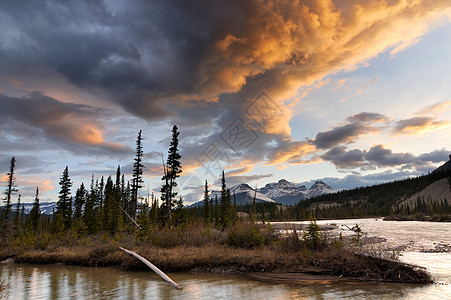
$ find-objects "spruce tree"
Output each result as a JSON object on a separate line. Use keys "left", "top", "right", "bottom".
{"left": 161, "top": 125, "right": 182, "bottom": 226}
{"left": 3, "top": 157, "right": 18, "bottom": 227}
{"left": 13, "top": 194, "right": 21, "bottom": 234}
{"left": 214, "top": 195, "right": 220, "bottom": 228}
{"left": 73, "top": 183, "right": 86, "bottom": 221}
{"left": 84, "top": 175, "right": 98, "bottom": 234}
{"left": 131, "top": 130, "right": 144, "bottom": 219}
{"left": 203, "top": 180, "right": 210, "bottom": 225}
{"left": 113, "top": 166, "right": 123, "bottom": 232}
{"left": 103, "top": 176, "right": 114, "bottom": 233}
{"left": 56, "top": 166, "right": 73, "bottom": 229}
{"left": 220, "top": 170, "right": 231, "bottom": 228}
{"left": 29, "top": 187, "right": 41, "bottom": 232}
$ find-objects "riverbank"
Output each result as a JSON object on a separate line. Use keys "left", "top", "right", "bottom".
{"left": 0, "top": 239, "right": 433, "bottom": 285}
{"left": 384, "top": 214, "right": 451, "bottom": 222}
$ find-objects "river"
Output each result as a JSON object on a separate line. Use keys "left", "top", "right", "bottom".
{"left": 1, "top": 219, "right": 450, "bottom": 299}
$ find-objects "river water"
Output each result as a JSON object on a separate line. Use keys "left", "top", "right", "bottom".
{"left": 1, "top": 219, "right": 450, "bottom": 299}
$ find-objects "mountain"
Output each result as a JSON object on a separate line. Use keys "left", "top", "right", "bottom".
{"left": 258, "top": 179, "right": 335, "bottom": 205}
{"left": 191, "top": 179, "right": 335, "bottom": 207}
{"left": 432, "top": 155, "right": 451, "bottom": 173}
{"left": 305, "top": 181, "right": 336, "bottom": 198}
{"left": 258, "top": 179, "right": 307, "bottom": 205}
{"left": 9, "top": 202, "right": 57, "bottom": 215}
{"left": 204, "top": 183, "right": 276, "bottom": 206}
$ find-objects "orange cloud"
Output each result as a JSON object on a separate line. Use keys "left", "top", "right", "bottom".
{"left": 416, "top": 100, "right": 451, "bottom": 116}
{"left": 266, "top": 140, "right": 316, "bottom": 165}
{"left": 194, "top": 0, "right": 451, "bottom": 144}
{"left": 392, "top": 116, "right": 451, "bottom": 135}
{"left": 17, "top": 177, "right": 55, "bottom": 194}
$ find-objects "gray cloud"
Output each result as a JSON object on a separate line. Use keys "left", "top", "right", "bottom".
{"left": 321, "top": 144, "right": 449, "bottom": 172}
{"left": 314, "top": 123, "right": 372, "bottom": 149}
{"left": 392, "top": 116, "right": 449, "bottom": 134}
{"left": 321, "top": 146, "right": 365, "bottom": 169}
{"left": 0, "top": 92, "right": 133, "bottom": 157}
{"left": 300, "top": 170, "right": 419, "bottom": 191}
{"left": 365, "top": 145, "right": 414, "bottom": 167}
{"left": 346, "top": 112, "right": 389, "bottom": 123}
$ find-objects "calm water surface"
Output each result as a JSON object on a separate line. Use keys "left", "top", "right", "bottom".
{"left": 1, "top": 219, "right": 450, "bottom": 299}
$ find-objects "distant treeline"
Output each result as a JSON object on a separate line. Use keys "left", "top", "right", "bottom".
{"left": 291, "top": 169, "right": 451, "bottom": 220}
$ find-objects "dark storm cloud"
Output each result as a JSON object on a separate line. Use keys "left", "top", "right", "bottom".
{"left": 0, "top": 92, "right": 132, "bottom": 156}
{"left": 0, "top": 0, "right": 248, "bottom": 119}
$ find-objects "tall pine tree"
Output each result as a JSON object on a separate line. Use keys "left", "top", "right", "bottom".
{"left": 29, "top": 187, "right": 41, "bottom": 232}
{"left": 56, "top": 166, "right": 73, "bottom": 230}
{"left": 220, "top": 170, "right": 231, "bottom": 228}
{"left": 161, "top": 125, "right": 182, "bottom": 226}
{"left": 203, "top": 180, "right": 210, "bottom": 225}
{"left": 131, "top": 130, "right": 144, "bottom": 219}
{"left": 3, "top": 157, "right": 18, "bottom": 228}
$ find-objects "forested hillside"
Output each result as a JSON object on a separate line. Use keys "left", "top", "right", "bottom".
{"left": 293, "top": 169, "right": 451, "bottom": 220}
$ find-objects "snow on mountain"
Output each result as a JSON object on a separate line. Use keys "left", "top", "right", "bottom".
{"left": 191, "top": 183, "right": 276, "bottom": 207}
{"left": 190, "top": 179, "right": 335, "bottom": 207}
{"left": 305, "top": 181, "right": 335, "bottom": 198}
{"left": 205, "top": 183, "right": 275, "bottom": 206}
{"left": 8, "top": 202, "right": 57, "bottom": 215}
{"left": 258, "top": 179, "right": 335, "bottom": 205}
{"left": 258, "top": 179, "right": 307, "bottom": 205}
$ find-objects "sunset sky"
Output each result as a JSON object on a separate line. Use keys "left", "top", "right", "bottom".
{"left": 1, "top": 0, "right": 451, "bottom": 204}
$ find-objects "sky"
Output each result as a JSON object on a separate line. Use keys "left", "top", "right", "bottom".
{"left": 1, "top": 0, "right": 451, "bottom": 204}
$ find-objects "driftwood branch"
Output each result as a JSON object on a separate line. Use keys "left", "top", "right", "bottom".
{"left": 119, "top": 247, "right": 182, "bottom": 289}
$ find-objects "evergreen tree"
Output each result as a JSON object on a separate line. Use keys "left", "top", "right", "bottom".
{"left": 161, "top": 125, "right": 182, "bottom": 226}
{"left": 29, "top": 187, "right": 41, "bottom": 232}
{"left": 131, "top": 130, "right": 144, "bottom": 219}
{"left": 13, "top": 194, "right": 21, "bottom": 234}
{"left": 73, "top": 183, "right": 86, "bottom": 221}
{"left": 121, "top": 174, "right": 128, "bottom": 211}
{"left": 214, "top": 195, "right": 220, "bottom": 228}
{"left": 84, "top": 175, "right": 98, "bottom": 234}
{"left": 174, "top": 196, "right": 188, "bottom": 228}
{"left": 103, "top": 176, "right": 114, "bottom": 233}
{"left": 56, "top": 166, "right": 73, "bottom": 229}
{"left": 203, "top": 180, "right": 210, "bottom": 225}
{"left": 219, "top": 170, "right": 231, "bottom": 228}
{"left": 3, "top": 157, "right": 18, "bottom": 227}
{"left": 113, "top": 166, "right": 123, "bottom": 232}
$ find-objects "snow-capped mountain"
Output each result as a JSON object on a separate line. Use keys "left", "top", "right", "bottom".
{"left": 258, "top": 179, "right": 308, "bottom": 205}
{"left": 204, "top": 183, "right": 275, "bottom": 206}
{"left": 191, "top": 180, "right": 335, "bottom": 207}
{"left": 6, "top": 202, "right": 57, "bottom": 215}
{"left": 258, "top": 179, "right": 335, "bottom": 205}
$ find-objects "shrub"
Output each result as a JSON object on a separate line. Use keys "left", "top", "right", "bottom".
{"left": 303, "top": 219, "right": 325, "bottom": 250}
{"left": 226, "top": 222, "right": 269, "bottom": 249}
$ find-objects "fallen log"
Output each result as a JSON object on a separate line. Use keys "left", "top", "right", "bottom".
{"left": 119, "top": 247, "right": 182, "bottom": 289}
